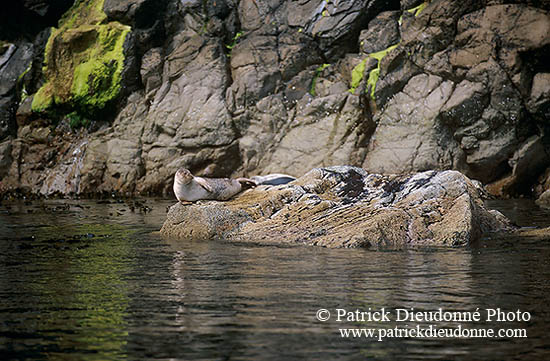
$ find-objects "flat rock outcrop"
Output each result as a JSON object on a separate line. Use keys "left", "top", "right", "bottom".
{"left": 161, "top": 166, "right": 511, "bottom": 249}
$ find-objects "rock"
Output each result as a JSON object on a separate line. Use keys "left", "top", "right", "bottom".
{"left": 401, "top": 0, "right": 425, "bottom": 9}
{"left": 140, "top": 47, "right": 163, "bottom": 96}
{"left": 359, "top": 11, "right": 401, "bottom": 54}
{"left": 483, "top": 226, "right": 550, "bottom": 245}
{"left": 365, "top": 1, "right": 550, "bottom": 192}
{"left": 536, "top": 190, "right": 550, "bottom": 209}
{"left": 0, "top": 42, "right": 34, "bottom": 140}
{"left": 528, "top": 73, "right": 550, "bottom": 121}
{"left": 363, "top": 73, "right": 459, "bottom": 174}
{"left": 0, "top": 1, "right": 73, "bottom": 40}
{"left": 103, "top": 0, "right": 152, "bottom": 26}
{"left": 533, "top": 167, "right": 550, "bottom": 199}
{"left": 103, "top": 0, "right": 166, "bottom": 55}
{"left": 161, "top": 166, "right": 511, "bottom": 249}
{"left": 39, "top": 140, "right": 88, "bottom": 195}
{"left": 15, "top": 96, "right": 34, "bottom": 127}
{"left": 483, "top": 135, "right": 550, "bottom": 197}
{"left": 0, "top": 140, "right": 12, "bottom": 180}
{"left": 287, "top": 0, "right": 389, "bottom": 60}
{"left": 508, "top": 136, "right": 550, "bottom": 191}
{"left": 227, "top": 31, "right": 323, "bottom": 108}
{"left": 259, "top": 93, "right": 370, "bottom": 175}
{"left": 30, "top": 0, "right": 133, "bottom": 119}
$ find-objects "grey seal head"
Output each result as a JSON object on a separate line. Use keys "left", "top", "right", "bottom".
{"left": 173, "top": 168, "right": 255, "bottom": 202}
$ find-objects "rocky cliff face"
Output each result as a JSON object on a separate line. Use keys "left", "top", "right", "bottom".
{"left": 0, "top": 0, "right": 548, "bottom": 199}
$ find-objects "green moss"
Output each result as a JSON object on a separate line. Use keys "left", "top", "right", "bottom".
{"left": 349, "top": 58, "right": 368, "bottom": 95}
{"left": 309, "top": 63, "right": 330, "bottom": 96}
{"left": 71, "top": 23, "right": 130, "bottom": 114}
{"left": 67, "top": 111, "right": 89, "bottom": 129}
{"left": 31, "top": 83, "right": 54, "bottom": 112}
{"left": 60, "top": 0, "right": 106, "bottom": 29}
{"left": 31, "top": 0, "right": 130, "bottom": 118}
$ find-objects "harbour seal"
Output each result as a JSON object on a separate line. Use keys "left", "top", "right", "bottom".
{"left": 173, "top": 168, "right": 256, "bottom": 202}
{"left": 251, "top": 173, "right": 296, "bottom": 186}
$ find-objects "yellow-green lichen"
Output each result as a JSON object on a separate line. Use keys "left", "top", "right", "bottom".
{"left": 366, "top": 44, "right": 399, "bottom": 99}
{"left": 349, "top": 43, "right": 399, "bottom": 99}
{"left": 31, "top": 0, "right": 130, "bottom": 118}
{"left": 71, "top": 23, "right": 130, "bottom": 113}
{"left": 407, "top": 1, "right": 429, "bottom": 17}
{"left": 31, "top": 84, "right": 54, "bottom": 112}
{"left": 226, "top": 31, "right": 243, "bottom": 50}
{"left": 59, "top": 0, "right": 107, "bottom": 29}
{"left": 399, "top": 1, "right": 430, "bottom": 24}
{"left": 349, "top": 58, "right": 368, "bottom": 94}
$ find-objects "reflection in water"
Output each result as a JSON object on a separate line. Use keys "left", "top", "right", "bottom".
{"left": 0, "top": 199, "right": 549, "bottom": 360}
{"left": 0, "top": 223, "right": 134, "bottom": 360}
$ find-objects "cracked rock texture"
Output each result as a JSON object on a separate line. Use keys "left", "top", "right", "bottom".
{"left": 0, "top": 0, "right": 549, "bottom": 203}
{"left": 161, "top": 166, "right": 512, "bottom": 248}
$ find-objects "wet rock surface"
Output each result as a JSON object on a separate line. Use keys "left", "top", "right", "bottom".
{"left": 161, "top": 166, "right": 512, "bottom": 249}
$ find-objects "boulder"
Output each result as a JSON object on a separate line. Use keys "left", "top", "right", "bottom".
{"left": 528, "top": 73, "right": 550, "bottom": 122}
{"left": 0, "top": 42, "right": 34, "bottom": 140}
{"left": 0, "top": 140, "right": 12, "bottom": 180}
{"left": 161, "top": 166, "right": 511, "bottom": 249}
{"left": 30, "top": 0, "right": 133, "bottom": 119}
{"left": 536, "top": 190, "right": 550, "bottom": 209}
{"left": 359, "top": 11, "right": 401, "bottom": 54}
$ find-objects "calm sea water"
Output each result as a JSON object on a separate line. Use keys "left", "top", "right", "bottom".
{"left": 0, "top": 198, "right": 549, "bottom": 360}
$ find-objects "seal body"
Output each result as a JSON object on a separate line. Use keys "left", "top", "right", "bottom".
{"left": 251, "top": 173, "right": 296, "bottom": 186}
{"left": 173, "top": 168, "right": 254, "bottom": 202}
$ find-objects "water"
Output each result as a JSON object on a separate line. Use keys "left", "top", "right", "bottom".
{"left": 1, "top": 198, "right": 549, "bottom": 360}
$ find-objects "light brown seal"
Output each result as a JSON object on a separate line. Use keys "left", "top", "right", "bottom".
{"left": 173, "top": 168, "right": 255, "bottom": 202}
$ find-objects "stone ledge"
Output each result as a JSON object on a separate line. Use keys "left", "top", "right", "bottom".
{"left": 160, "top": 166, "right": 513, "bottom": 249}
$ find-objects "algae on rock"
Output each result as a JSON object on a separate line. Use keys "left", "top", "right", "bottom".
{"left": 31, "top": 0, "right": 130, "bottom": 118}
{"left": 349, "top": 43, "right": 399, "bottom": 98}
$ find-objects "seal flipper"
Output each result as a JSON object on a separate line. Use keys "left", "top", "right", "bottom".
{"left": 237, "top": 178, "right": 257, "bottom": 189}
{"left": 194, "top": 177, "right": 214, "bottom": 193}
